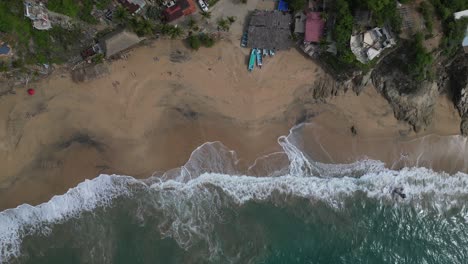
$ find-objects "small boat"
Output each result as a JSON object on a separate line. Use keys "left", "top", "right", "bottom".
{"left": 269, "top": 49, "right": 275, "bottom": 56}
{"left": 248, "top": 48, "right": 256, "bottom": 71}
{"left": 256, "top": 49, "right": 262, "bottom": 68}
{"left": 262, "top": 49, "right": 268, "bottom": 57}
{"left": 241, "top": 32, "right": 248, "bottom": 47}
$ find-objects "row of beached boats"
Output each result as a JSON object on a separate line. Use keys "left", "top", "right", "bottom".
{"left": 241, "top": 32, "right": 276, "bottom": 72}
{"left": 248, "top": 48, "right": 275, "bottom": 72}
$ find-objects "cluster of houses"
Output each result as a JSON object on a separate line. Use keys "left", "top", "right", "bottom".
{"left": 116, "top": 0, "right": 199, "bottom": 23}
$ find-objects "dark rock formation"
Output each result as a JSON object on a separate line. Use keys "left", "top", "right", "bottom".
{"left": 439, "top": 53, "right": 468, "bottom": 136}
{"left": 372, "top": 50, "right": 438, "bottom": 132}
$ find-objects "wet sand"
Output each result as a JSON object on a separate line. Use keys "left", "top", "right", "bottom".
{"left": 0, "top": 38, "right": 463, "bottom": 210}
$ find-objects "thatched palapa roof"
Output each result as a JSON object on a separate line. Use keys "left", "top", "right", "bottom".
{"left": 247, "top": 10, "right": 293, "bottom": 50}
{"left": 99, "top": 29, "right": 143, "bottom": 58}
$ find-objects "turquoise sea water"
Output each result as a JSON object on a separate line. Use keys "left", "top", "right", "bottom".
{"left": 1, "top": 126, "right": 468, "bottom": 264}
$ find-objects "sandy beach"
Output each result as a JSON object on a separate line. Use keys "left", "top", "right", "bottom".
{"left": 0, "top": 34, "right": 463, "bottom": 209}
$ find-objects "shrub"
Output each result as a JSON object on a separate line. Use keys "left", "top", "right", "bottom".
{"left": 407, "top": 33, "right": 433, "bottom": 81}
{"left": 419, "top": 2, "right": 434, "bottom": 33}
{"left": 199, "top": 34, "right": 215, "bottom": 47}
{"left": 188, "top": 35, "right": 201, "bottom": 50}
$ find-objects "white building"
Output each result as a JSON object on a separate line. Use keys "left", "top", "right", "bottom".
{"left": 24, "top": 2, "right": 52, "bottom": 30}
{"left": 454, "top": 10, "right": 468, "bottom": 20}
{"left": 350, "top": 27, "right": 396, "bottom": 63}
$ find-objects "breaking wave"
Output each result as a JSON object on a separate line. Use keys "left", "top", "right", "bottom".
{"left": 1, "top": 124, "right": 468, "bottom": 263}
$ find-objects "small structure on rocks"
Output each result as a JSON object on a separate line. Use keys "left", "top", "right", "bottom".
{"left": 350, "top": 27, "right": 396, "bottom": 63}
{"left": 24, "top": 1, "right": 52, "bottom": 30}
{"left": 247, "top": 10, "right": 292, "bottom": 50}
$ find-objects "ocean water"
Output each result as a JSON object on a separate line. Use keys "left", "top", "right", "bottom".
{"left": 1, "top": 124, "right": 468, "bottom": 264}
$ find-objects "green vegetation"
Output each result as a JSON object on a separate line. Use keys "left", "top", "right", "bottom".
{"left": 188, "top": 35, "right": 201, "bottom": 50}
{"left": 217, "top": 17, "right": 236, "bottom": 31}
{"left": 286, "top": 0, "right": 307, "bottom": 12}
{"left": 187, "top": 18, "right": 199, "bottom": 31}
{"left": 146, "top": 6, "right": 161, "bottom": 21}
{"left": 157, "top": 24, "right": 184, "bottom": 38}
{"left": 407, "top": 33, "right": 433, "bottom": 81}
{"left": 0, "top": 0, "right": 86, "bottom": 67}
{"left": 333, "top": 0, "right": 355, "bottom": 65}
{"left": 91, "top": 53, "right": 104, "bottom": 64}
{"left": 419, "top": 2, "right": 434, "bottom": 34}
{"left": 430, "top": 0, "right": 468, "bottom": 56}
{"left": 130, "top": 17, "right": 155, "bottom": 36}
{"left": 350, "top": 0, "right": 402, "bottom": 32}
{"left": 206, "top": 0, "right": 220, "bottom": 7}
{"left": 187, "top": 33, "right": 216, "bottom": 50}
{"left": 47, "top": 0, "right": 98, "bottom": 24}
{"left": 200, "top": 11, "right": 212, "bottom": 20}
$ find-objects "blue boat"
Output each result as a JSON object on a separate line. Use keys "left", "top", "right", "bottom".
{"left": 248, "top": 48, "right": 256, "bottom": 71}
{"left": 241, "top": 32, "right": 248, "bottom": 47}
{"left": 256, "top": 49, "right": 262, "bottom": 68}
{"left": 269, "top": 49, "right": 275, "bottom": 56}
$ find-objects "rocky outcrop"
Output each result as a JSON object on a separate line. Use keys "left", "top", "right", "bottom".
{"left": 450, "top": 57, "right": 468, "bottom": 116}
{"left": 447, "top": 54, "right": 468, "bottom": 135}
{"left": 372, "top": 49, "right": 439, "bottom": 132}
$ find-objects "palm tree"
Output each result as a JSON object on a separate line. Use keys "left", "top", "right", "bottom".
{"left": 187, "top": 17, "right": 197, "bottom": 29}
{"left": 200, "top": 11, "right": 212, "bottom": 19}
{"left": 113, "top": 6, "right": 129, "bottom": 24}
{"left": 169, "top": 26, "right": 184, "bottom": 38}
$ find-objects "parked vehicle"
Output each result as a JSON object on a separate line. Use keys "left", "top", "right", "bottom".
{"left": 198, "top": 0, "right": 209, "bottom": 11}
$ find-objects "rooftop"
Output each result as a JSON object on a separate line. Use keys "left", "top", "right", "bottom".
{"left": 247, "top": 10, "right": 293, "bottom": 50}
{"left": 163, "top": 5, "right": 184, "bottom": 22}
{"left": 454, "top": 10, "right": 468, "bottom": 20}
{"left": 24, "top": 1, "right": 52, "bottom": 30}
{"left": 304, "top": 12, "right": 325, "bottom": 43}
{"left": 118, "top": 0, "right": 146, "bottom": 14}
{"left": 99, "top": 29, "right": 143, "bottom": 58}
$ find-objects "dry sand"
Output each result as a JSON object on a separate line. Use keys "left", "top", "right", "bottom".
{"left": 0, "top": 36, "right": 463, "bottom": 209}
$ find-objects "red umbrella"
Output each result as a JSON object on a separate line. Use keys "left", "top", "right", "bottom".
{"left": 27, "top": 88, "right": 35, "bottom": 95}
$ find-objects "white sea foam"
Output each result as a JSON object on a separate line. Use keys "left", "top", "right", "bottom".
{"left": 1, "top": 125, "right": 468, "bottom": 262}
{"left": 0, "top": 175, "right": 143, "bottom": 263}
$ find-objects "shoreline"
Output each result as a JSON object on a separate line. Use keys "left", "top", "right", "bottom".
{"left": 0, "top": 37, "right": 464, "bottom": 210}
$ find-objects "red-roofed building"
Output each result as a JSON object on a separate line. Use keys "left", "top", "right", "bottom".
{"left": 163, "top": 0, "right": 196, "bottom": 22}
{"left": 304, "top": 12, "right": 325, "bottom": 43}
{"left": 178, "top": 0, "right": 196, "bottom": 16}
{"left": 163, "top": 5, "right": 184, "bottom": 22}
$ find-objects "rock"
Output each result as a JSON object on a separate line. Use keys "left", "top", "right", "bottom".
{"left": 371, "top": 48, "right": 439, "bottom": 132}
{"left": 352, "top": 69, "right": 372, "bottom": 95}
{"left": 448, "top": 54, "right": 468, "bottom": 117}
{"left": 461, "top": 117, "right": 468, "bottom": 136}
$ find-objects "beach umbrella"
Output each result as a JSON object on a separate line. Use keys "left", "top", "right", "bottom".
{"left": 27, "top": 88, "right": 35, "bottom": 95}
